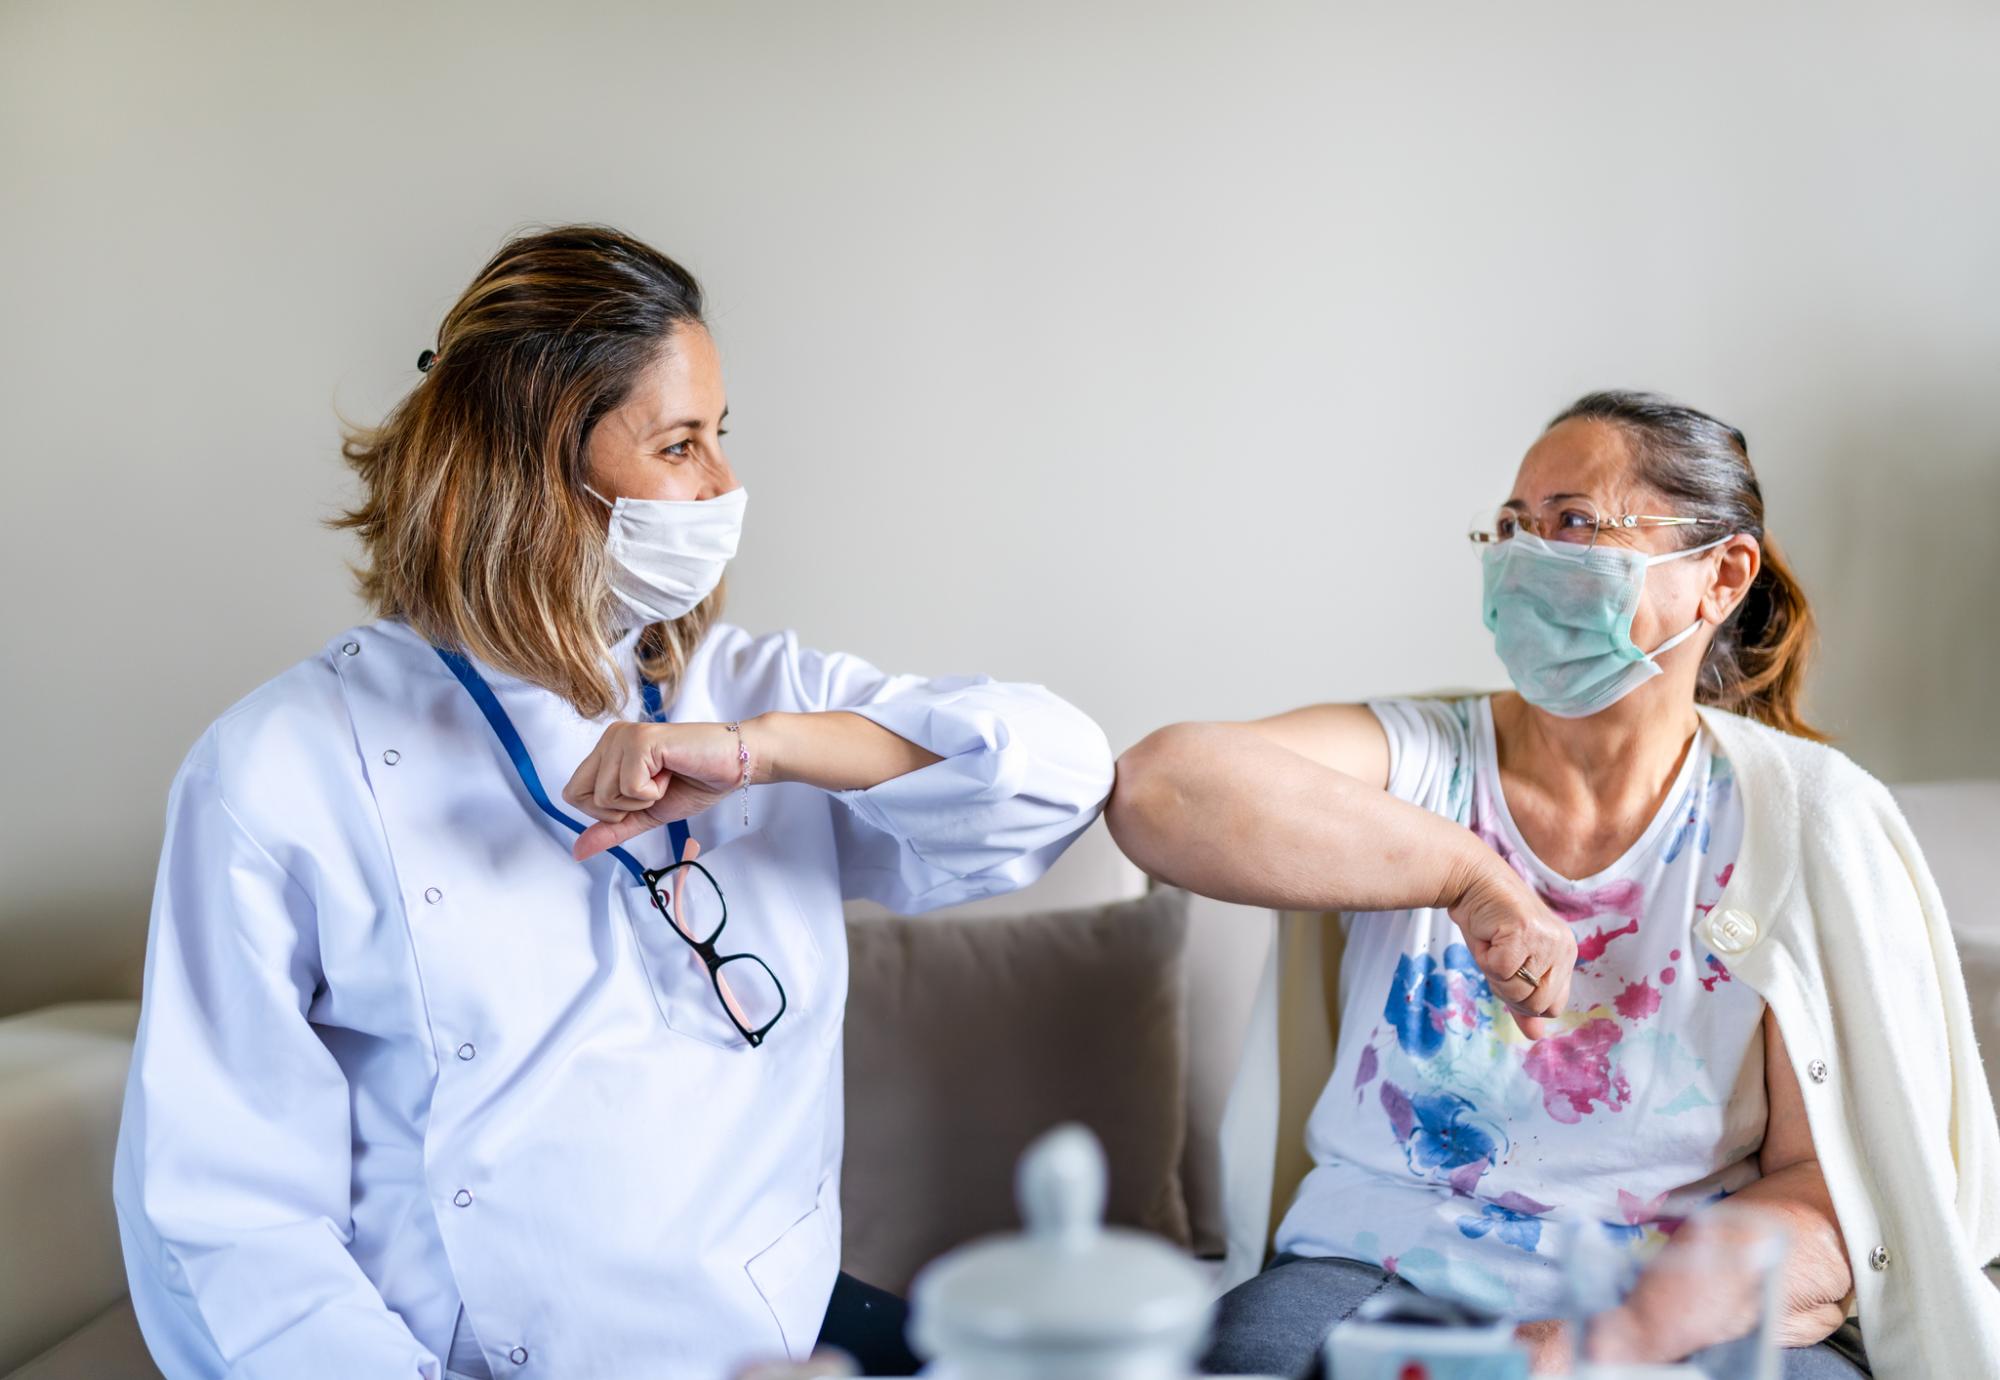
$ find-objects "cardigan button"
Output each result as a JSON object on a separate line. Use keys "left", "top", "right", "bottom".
{"left": 341, "top": 640, "right": 360, "bottom": 656}
{"left": 1869, "top": 1244, "right": 1891, "bottom": 1271}
{"left": 1708, "top": 908, "right": 1760, "bottom": 955}
{"left": 509, "top": 1345, "right": 529, "bottom": 1365}
{"left": 1808, "top": 1058, "right": 1829, "bottom": 1084}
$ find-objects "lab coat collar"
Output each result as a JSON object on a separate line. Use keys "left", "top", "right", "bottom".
{"left": 367, "top": 615, "right": 651, "bottom": 710}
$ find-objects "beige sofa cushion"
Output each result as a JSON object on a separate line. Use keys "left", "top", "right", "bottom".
{"left": 1891, "top": 781, "right": 2000, "bottom": 1126}
{"left": 840, "top": 888, "right": 1191, "bottom": 1295}
{"left": 1178, "top": 894, "right": 1275, "bottom": 1257}
{"left": 8, "top": 1299, "right": 158, "bottom": 1380}
{"left": 0, "top": 1001, "right": 140, "bottom": 1376}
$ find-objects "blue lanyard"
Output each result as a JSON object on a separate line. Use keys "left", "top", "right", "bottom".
{"left": 434, "top": 647, "right": 690, "bottom": 887}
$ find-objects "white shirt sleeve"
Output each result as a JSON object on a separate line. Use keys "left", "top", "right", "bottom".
{"left": 784, "top": 640, "right": 1114, "bottom": 913}
{"left": 1366, "top": 696, "right": 1478, "bottom": 822}
{"left": 114, "top": 732, "right": 441, "bottom": 1380}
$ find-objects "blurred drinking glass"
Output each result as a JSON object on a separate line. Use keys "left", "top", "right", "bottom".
{"left": 1532, "top": 1203, "right": 1791, "bottom": 1380}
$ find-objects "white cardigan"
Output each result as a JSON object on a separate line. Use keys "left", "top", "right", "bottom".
{"left": 1218, "top": 704, "right": 2000, "bottom": 1378}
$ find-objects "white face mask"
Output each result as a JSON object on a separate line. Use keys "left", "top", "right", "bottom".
{"left": 585, "top": 484, "right": 747, "bottom": 630}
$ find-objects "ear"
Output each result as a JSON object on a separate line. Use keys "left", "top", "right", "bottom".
{"left": 1701, "top": 534, "right": 1761, "bottom": 625}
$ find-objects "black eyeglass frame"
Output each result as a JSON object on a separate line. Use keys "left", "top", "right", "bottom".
{"left": 640, "top": 858, "right": 787, "bottom": 1048}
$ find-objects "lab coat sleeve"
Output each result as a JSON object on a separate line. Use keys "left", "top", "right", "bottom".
{"left": 787, "top": 639, "right": 1113, "bottom": 912}
{"left": 113, "top": 734, "right": 440, "bottom": 1380}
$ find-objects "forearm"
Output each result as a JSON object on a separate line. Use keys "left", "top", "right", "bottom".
{"left": 1107, "top": 721, "right": 1492, "bottom": 914}
{"left": 1730, "top": 1161, "right": 1853, "bottom": 1347}
{"left": 747, "top": 710, "right": 942, "bottom": 793}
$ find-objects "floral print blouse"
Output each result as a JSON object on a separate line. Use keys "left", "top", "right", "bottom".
{"left": 1274, "top": 697, "right": 1770, "bottom": 1318}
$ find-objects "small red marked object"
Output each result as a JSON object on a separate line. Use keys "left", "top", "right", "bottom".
{"left": 1397, "top": 1363, "right": 1429, "bottom": 1380}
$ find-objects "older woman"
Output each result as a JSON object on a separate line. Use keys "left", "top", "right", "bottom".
{"left": 1109, "top": 392, "right": 1999, "bottom": 1378}
{"left": 113, "top": 225, "right": 1113, "bottom": 1380}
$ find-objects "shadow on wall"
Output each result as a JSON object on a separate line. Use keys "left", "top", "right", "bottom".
{"left": 1809, "top": 398, "right": 2000, "bottom": 781}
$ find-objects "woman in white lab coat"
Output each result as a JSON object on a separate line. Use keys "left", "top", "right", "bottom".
{"left": 113, "top": 224, "right": 1114, "bottom": 1380}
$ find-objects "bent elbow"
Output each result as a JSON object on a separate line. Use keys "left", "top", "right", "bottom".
{"left": 1107, "top": 723, "right": 1207, "bottom": 876}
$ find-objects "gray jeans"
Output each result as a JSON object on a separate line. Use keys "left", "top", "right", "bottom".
{"left": 1200, "top": 1253, "right": 1870, "bottom": 1379}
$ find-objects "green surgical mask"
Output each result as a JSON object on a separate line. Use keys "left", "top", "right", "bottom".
{"left": 1481, "top": 531, "right": 1730, "bottom": 718}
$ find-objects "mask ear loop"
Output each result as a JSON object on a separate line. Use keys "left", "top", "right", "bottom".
{"left": 1645, "top": 618, "right": 1708, "bottom": 660}
{"left": 1641, "top": 532, "right": 1738, "bottom": 658}
{"left": 1643, "top": 532, "right": 1735, "bottom": 567}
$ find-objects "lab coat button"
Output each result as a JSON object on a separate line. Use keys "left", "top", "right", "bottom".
{"left": 509, "top": 1346, "right": 529, "bottom": 1365}
{"left": 1708, "top": 908, "right": 1759, "bottom": 954}
{"left": 424, "top": 887, "right": 443, "bottom": 904}
{"left": 341, "top": 641, "right": 360, "bottom": 656}
{"left": 1808, "top": 1058, "right": 1829, "bottom": 1084}
{"left": 453, "top": 1189, "right": 473, "bottom": 1207}
{"left": 456, "top": 1042, "right": 476, "bottom": 1061}
{"left": 1869, "top": 1244, "right": 1891, "bottom": 1271}
{"left": 382, "top": 749, "right": 401, "bottom": 765}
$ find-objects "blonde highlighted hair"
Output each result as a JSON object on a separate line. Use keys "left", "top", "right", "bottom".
{"left": 333, "top": 225, "right": 720, "bottom": 719}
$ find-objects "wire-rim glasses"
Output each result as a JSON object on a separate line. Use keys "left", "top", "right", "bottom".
{"left": 1468, "top": 494, "right": 1707, "bottom": 553}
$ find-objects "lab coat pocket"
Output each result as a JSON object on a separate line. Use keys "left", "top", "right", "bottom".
{"left": 619, "top": 835, "right": 825, "bottom": 1052}
{"left": 745, "top": 1181, "right": 841, "bottom": 1361}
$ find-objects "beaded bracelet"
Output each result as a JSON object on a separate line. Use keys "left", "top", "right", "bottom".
{"left": 724, "top": 722, "right": 751, "bottom": 827}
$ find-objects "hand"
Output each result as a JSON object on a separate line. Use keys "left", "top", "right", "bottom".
{"left": 1444, "top": 848, "right": 1576, "bottom": 1039}
{"left": 562, "top": 721, "right": 750, "bottom": 859}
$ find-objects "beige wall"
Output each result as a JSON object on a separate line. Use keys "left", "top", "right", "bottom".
{"left": 4, "top": 1, "right": 1998, "bottom": 1012}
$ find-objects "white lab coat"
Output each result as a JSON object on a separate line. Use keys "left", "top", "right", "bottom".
{"left": 113, "top": 617, "right": 1113, "bottom": 1380}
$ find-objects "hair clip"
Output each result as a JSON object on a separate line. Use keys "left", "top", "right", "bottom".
{"left": 417, "top": 348, "right": 439, "bottom": 373}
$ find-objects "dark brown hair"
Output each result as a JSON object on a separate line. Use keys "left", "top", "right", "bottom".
{"left": 333, "top": 224, "right": 720, "bottom": 718}
{"left": 1549, "top": 390, "right": 1825, "bottom": 741}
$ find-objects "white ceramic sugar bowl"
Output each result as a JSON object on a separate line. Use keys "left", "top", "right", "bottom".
{"left": 908, "top": 1124, "right": 1214, "bottom": 1380}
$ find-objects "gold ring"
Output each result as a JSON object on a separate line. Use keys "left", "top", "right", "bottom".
{"left": 1514, "top": 962, "right": 1541, "bottom": 990}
